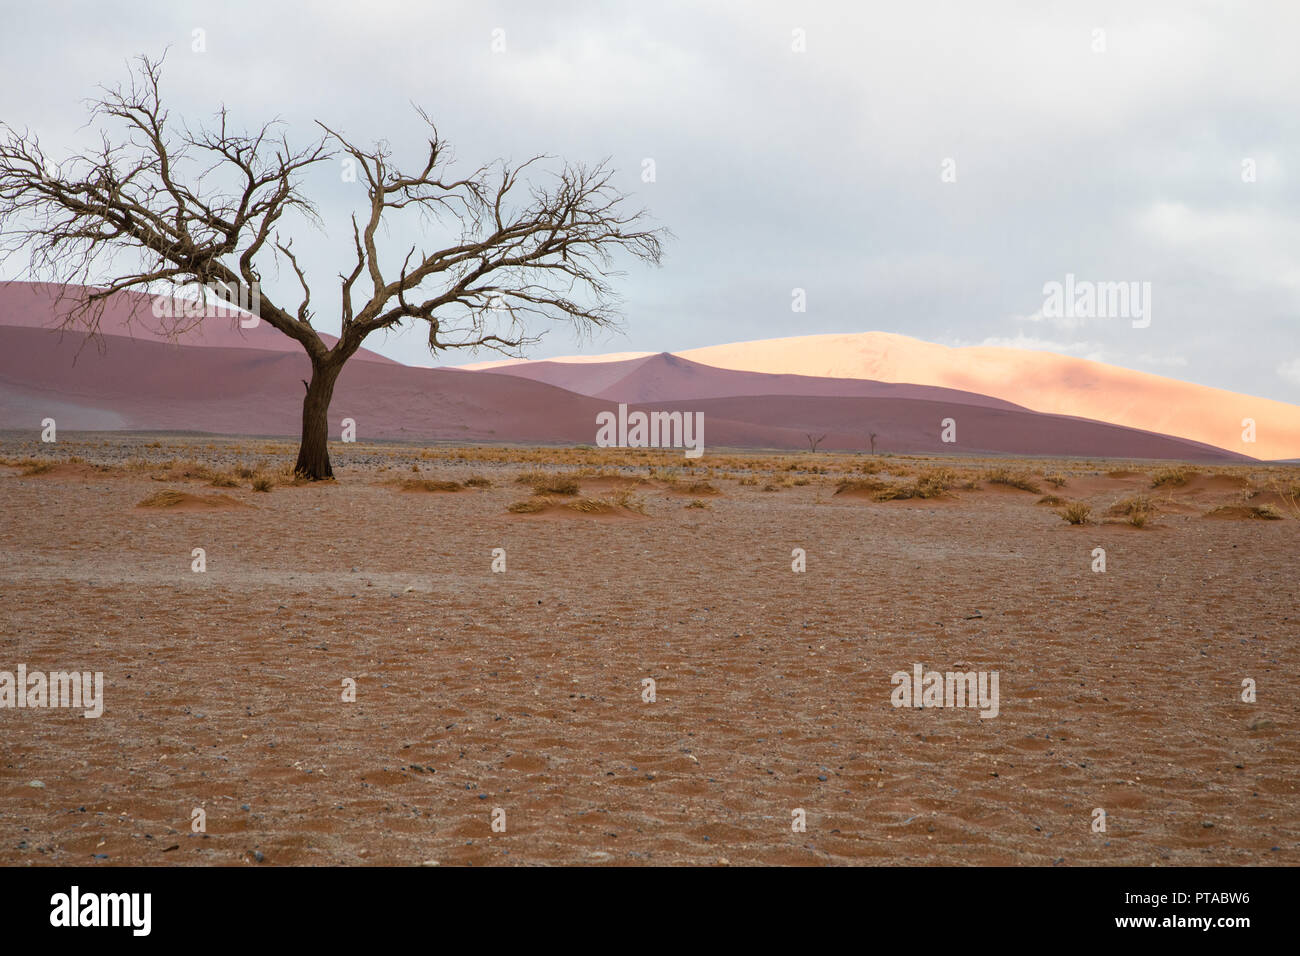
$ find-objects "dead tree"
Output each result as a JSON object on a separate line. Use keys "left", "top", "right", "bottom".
{"left": 0, "top": 54, "right": 666, "bottom": 478}
{"left": 869, "top": 431, "right": 878, "bottom": 454}
{"left": 806, "top": 433, "right": 826, "bottom": 452}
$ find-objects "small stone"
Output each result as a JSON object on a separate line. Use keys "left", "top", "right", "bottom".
{"left": 27, "top": 780, "right": 45, "bottom": 789}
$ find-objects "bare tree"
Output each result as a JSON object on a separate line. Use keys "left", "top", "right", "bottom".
{"left": 868, "top": 431, "right": 878, "bottom": 455}
{"left": 806, "top": 433, "right": 826, "bottom": 452}
{"left": 0, "top": 55, "right": 667, "bottom": 478}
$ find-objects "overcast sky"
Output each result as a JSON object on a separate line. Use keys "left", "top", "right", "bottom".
{"left": 3, "top": 1, "right": 1298, "bottom": 402}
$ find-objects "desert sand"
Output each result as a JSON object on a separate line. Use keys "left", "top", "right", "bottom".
{"left": 1, "top": 434, "right": 1296, "bottom": 866}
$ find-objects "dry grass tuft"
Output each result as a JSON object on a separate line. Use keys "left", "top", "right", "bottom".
{"left": 683, "top": 480, "right": 719, "bottom": 495}
{"left": 1205, "top": 504, "right": 1284, "bottom": 520}
{"left": 835, "top": 477, "right": 888, "bottom": 495}
{"left": 1265, "top": 479, "right": 1300, "bottom": 519}
{"left": 1058, "top": 501, "right": 1092, "bottom": 524}
{"left": 512, "top": 491, "right": 647, "bottom": 515}
{"left": 530, "top": 478, "right": 580, "bottom": 496}
{"left": 402, "top": 478, "right": 462, "bottom": 492}
{"left": 986, "top": 468, "right": 1042, "bottom": 493}
{"left": 137, "top": 489, "right": 188, "bottom": 507}
{"left": 871, "top": 484, "right": 915, "bottom": 501}
{"left": 1151, "top": 466, "right": 1192, "bottom": 488}
{"left": 567, "top": 494, "right": 623, "bottom": 514}
{"left": 913, "top": 469, "right": 956, "bottom": 498}
{"left": 14, "top": 458, "right": 58, "bottom": 476}
{"left": 1109, "top": 495, "right": 1155, "bottom": 527}
{"left": 507, "top": 498, "right": 548, "bottom": 513}
{"left": 842, "top": 469, "right": 955, "bottom": 501}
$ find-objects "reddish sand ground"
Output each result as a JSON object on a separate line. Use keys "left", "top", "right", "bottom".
{"left": 1, "top": 435, "right": 1297, "bottom": 866}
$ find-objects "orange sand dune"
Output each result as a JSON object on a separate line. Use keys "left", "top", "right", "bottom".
{"left": 674, "top": 333, "right": 1300, "bottom": 461}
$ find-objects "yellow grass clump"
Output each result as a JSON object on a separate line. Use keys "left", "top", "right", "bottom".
{"left": 138, "top": 489, "right": 189, "bottom": 507}
{"left": 402, "top": 478, "right": 462, "bottom": 492}
{"left": 986, "top": 468, "right": 1042, "bottom": 493}
{"left": 1058, "top": 501, "right": 1092, "bottom": 524}
{"left": 1151, "top": 466, "right": 1191, "bottom": 488}
{"left": 1109, "top": 495, "right": 1155, "bottom": 527}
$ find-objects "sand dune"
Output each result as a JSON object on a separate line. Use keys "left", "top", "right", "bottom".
{"left": 0, "top": 325, "right": 610, "bottom": 442}
{"left": 0, "top": 281, "right": 396, "bottom": 364}
{"left": 674, "top": 333, "right": 1300, "bottom": 461}
{"left": 0, "top": 283, "right": 1270, "bottom": 460}
{"left": 479, "top": 352, "right": 1027, "bottom": 410}
{"left": 0, "top": 324, "right": 1245, "bottom": 460}
{"left": 465, "top": 332, "right": 1300, "bottom": 460}
{"left": 635, "top": 394, "right": 1245, "bottom": 461}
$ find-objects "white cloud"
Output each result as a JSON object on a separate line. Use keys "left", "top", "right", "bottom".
{"left": 1134, "top": 353, "right": 1188, "bottom": 368}
{"left": 944, "top": 333, "right": 1108, "bottom": 362}
{"left": 1278, "top": 357, "right": 1300, "bottom": 386}
{"left": 950, "top": 335, "right": 1190, "bottom": 375}
{"left": 1013, "top": 308, "right": 1088, "bottom": 331}
{"left": 1134, "top": 201, "right": 1300, "bottom": 294}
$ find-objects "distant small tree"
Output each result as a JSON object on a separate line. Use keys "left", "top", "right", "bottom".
{"left": 0, "top": 54, "right": 667, "bottom": 479}
{"left": 869, "top": 431, "right": 879, "bottom": 454}
{"left": 806, "top": 433, "right": 826, "bottom": 452}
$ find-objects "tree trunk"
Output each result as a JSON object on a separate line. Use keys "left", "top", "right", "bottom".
{"left": 294, "top": 358, "right": 342, "bottom": 480}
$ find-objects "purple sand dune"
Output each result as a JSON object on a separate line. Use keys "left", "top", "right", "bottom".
{"left": 644, "top": 394, "right": 1250, "bottom": 461}
{"left": 0, "top": 281, "right": 397, "bottom": 364}
{"left": 467, "top": 351, "right": 1028, "bottom": 410}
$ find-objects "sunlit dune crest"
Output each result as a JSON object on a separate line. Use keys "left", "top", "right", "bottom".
{"left": 675, "top": 333, "right": 1300, "bottom": 460}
